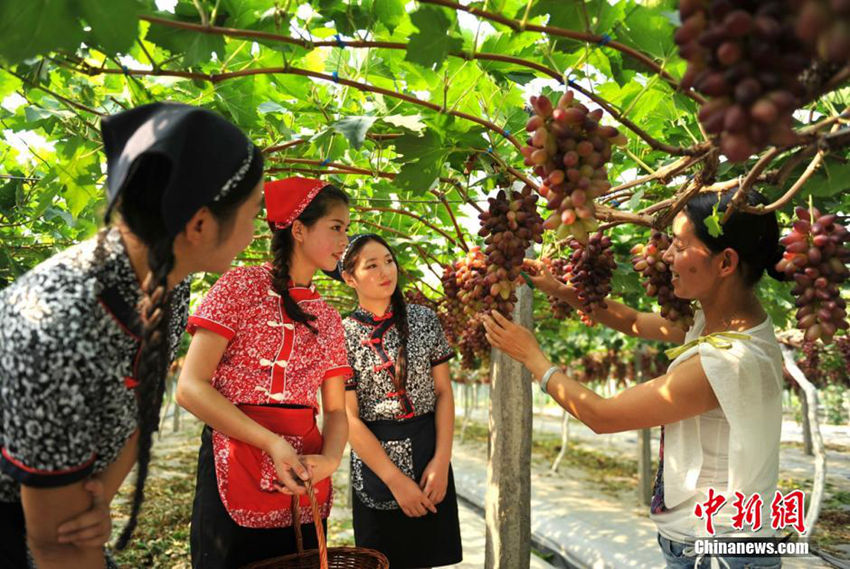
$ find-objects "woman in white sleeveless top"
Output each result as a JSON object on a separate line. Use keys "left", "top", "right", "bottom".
{"left": 485, "top": 189, "right": 791, "bottom": 569}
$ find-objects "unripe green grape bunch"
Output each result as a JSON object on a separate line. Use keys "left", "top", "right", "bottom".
{"left": 675, "top": 0, "right": 810, "bottom": 162}
{"left": 520, "top": 90, "right": 627, "bottom": 243}
{"left": 630, "top": 232, "right": 695, "bottom": 329}
{"left": 776, "top": 206, "right": 850, "bottom": 344}
{"left": 478, "top": 185, "right": 544, "bottom": 317}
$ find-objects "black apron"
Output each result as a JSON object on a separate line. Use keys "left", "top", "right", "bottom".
{"left": 350, "top": 412, "right": 463, "bottom": 568}
{"left": 351, "top": 412, "right": 436, "bottom": 509}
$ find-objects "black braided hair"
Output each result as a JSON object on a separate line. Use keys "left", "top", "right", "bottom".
{"left": 341, "top": 234, "right": 409, "bottom": 391}
{"left": 113, "top": 151, "right": 258, "bottom": 550}
{"left": 269, "top": 185, "right": 349, "bottom": 334}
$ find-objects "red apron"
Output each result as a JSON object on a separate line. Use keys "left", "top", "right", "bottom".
{"left": 212, "top": 405, "right": 333, "bottom": 528}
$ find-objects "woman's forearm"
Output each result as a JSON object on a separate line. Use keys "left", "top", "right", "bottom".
{"left": 551, "top": 283, "right": 642, "bottom": 337}
{"left": 347, "top": 416, "right": 405, "bottom": 484}
{"left": 432, "top": 388, "right": 454, "bottom": 464}
{"left": 22, "top": 485, "right": 107, "bottom": 569}
{"left": 525, "top": 353, "right": 606, "bottom": 433}
{"left": 28, "top": 541, "right": 106, "bottom": 569}
{"left": 319, "top": 408, "right": 348, "bottom": 466}
{"left": 176, "top": 377, "right": 276, "bottom": 452}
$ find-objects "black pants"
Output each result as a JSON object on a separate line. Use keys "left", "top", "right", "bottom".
{"left": 0, "top": 501, "right": 27, "bottom": 569}
{"left": 190, "top": 427, "right": 325, "bottom": 569}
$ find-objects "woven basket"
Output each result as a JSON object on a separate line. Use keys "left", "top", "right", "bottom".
{"left": 241, "top": 481, "right": 389, "bottom": 569}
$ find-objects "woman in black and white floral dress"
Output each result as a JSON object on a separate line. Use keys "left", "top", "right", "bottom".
{"left": 0, "top": 103, "right": 264, "bottom": 569}
{"left": 335, "top": 234, "right": 462, "bottom": 569}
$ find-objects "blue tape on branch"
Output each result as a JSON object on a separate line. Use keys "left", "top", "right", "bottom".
{"left": 334, "top": 34, "right": 345, "bottom": 48}
{"left": 331, "top": 70, "right": 339, "bottom": 82}
{"left": 320, "top": 158, "right": 330, "bottom": 166}
{"left": 121, "top": 65, "right": 129, "bottom": 75}
{"left": 610, "top": 199, "right": 621, "bottom": 207}
{"left": 487, "top": 146, "right": 493, "bottom": 153}
{"left": 597, "top": 33, "right": 612, "bottom": 47}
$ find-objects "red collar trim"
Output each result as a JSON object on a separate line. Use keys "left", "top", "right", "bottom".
{"left": 262, "top": 263, "right": 321, "bottom": 302}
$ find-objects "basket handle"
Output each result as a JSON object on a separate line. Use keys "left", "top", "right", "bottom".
{"left": 289, "top": 480, "right": 329, "bottom": 569}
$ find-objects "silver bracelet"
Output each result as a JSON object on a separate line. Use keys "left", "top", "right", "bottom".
{"left": 540, "top": 365, "right": 560, "bottom": 395}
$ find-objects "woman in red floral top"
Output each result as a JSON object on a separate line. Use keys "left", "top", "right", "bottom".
{"left": 177, "top": 178, "right": 353, "bottom": 569}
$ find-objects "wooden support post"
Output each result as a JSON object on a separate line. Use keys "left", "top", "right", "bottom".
{"left": 636, "top": 347, "right": 653, "bottom": 506}
{"left": 485, "top": 281, "right": 533, "bottom": 569}
{"left": 781, "top": 345, "right": 827, "bottom": 534}
{"left": 800, "top": 392, "right": 814, "bottom": 456}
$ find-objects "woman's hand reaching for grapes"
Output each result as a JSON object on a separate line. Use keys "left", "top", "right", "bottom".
{"left": 482, "top": 310, "right": 545, "bottom": 367}
{"left": 522, "top": 259, "right": 561, "bottom": 296}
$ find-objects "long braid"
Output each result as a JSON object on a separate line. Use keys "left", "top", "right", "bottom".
{"left": 106, "top": 136, "right": 261, "bottom": 550}
{"left": 270, "top": 228, "right": 318, "bottom": 334}
{"left": 390, "top": 287, "right": 409, "bottom": 391}
{"left": 115, "top": 236, "right": 175, "bottom": 550}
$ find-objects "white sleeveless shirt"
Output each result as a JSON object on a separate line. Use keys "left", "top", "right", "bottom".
{"left": 651, "top": 310, "right": 783, "bottom": 542}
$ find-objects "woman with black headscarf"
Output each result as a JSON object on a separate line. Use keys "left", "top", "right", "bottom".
{"left": 0, "top": 103, "right": 264, "bottom": 568}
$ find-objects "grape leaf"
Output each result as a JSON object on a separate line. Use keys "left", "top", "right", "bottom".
{"left": 405, "top": 7, "right": 463, "bottom": 70}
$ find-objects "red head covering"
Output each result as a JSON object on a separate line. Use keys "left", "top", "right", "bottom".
{"left": 264, "top": 177, "right": 329, "bottom": 229}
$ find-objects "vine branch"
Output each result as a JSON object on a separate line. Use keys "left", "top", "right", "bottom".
{"left": 416, "top": 0, "right": 704, "bottom": 105}
{"left": 138, "top": 15, "right": 696, "bottom": 156}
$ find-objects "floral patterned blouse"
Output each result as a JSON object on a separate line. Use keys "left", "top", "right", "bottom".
{"left": 0, "top": 228, "right": 188, "bottom": 502}
{"left": 342, "top": 304, "right": 454, "bottom": 422}
{"left": 187, "top": 264, "right": 353, "bottom": 408}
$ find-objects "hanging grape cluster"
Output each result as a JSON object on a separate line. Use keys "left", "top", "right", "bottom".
{"left": 478, "top": 185, "right": 544, "bottom": 316}
{"left": 439, "top": 248, "right": 491, "bottom": 368}
{"left": 792, "top": 0, "right": 850, "bottom": 65}
{"left": 776, "top": 206, "right": 850, "bottom": 344}
{"left": 566, "top": 232, "right": 617, "bottom": 318}
{"left": 436, "top": 299, "right": 462, "bottom": 347}
{"left": 404, "top": 288, "right": 436, "bottom": 312}
{"left": 457, "top": 322, "right": 490, "bottom": 370}
{"left": 675, "top": 1, "right": 810, "bottom": 161}
{"left": 630, "top": 231, "right": 695, "bottom": 328}
{"left": 520, "top": 90, "right": 627, "bottom": 243}
{"left": 541, "top": 256, "right": 574, "bottom": 319}
{"left": 836, "top": 336, "right": 850, "bottom": 376}
{"left": 802, "top": 340, "right": 822, "bottom": 379}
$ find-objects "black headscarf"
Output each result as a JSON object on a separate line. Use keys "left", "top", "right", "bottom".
{"left": 101, "top": 102, "right": 263, "bottom": 236}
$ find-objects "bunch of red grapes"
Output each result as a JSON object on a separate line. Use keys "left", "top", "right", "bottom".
{"left": 566, "top": 232, "right": 617, "bottom": 318}
{"left": 776, "top": 206, "right": 850, "bottom": 344}
{"left": 792, "top": 0, "right": 850, "bottom": 65}
{"left": 541, "top": 256, "right": 574, "bottom": 319}
{"left": 675, "top": 1, "right": 810, "bottom": 161}
{"left": 457, "top": 320, "right": 490, "bottom": 369}
{"left": 835, "top": 335, "right": 850, "bottom": 376}
{"left": 630, "top": 231, "right": 695, "bottom": 328}
{"left": 439, "top": 248, "right": 491, "bottom": 364}
{"left": 520, "top": 90, "right": 626, "bottom": 243}
{"left": 405, "top": 288, "right": 436, "bottom": 312}
{"left": 478, "top": 185, "right": 544, "bottom": 317}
